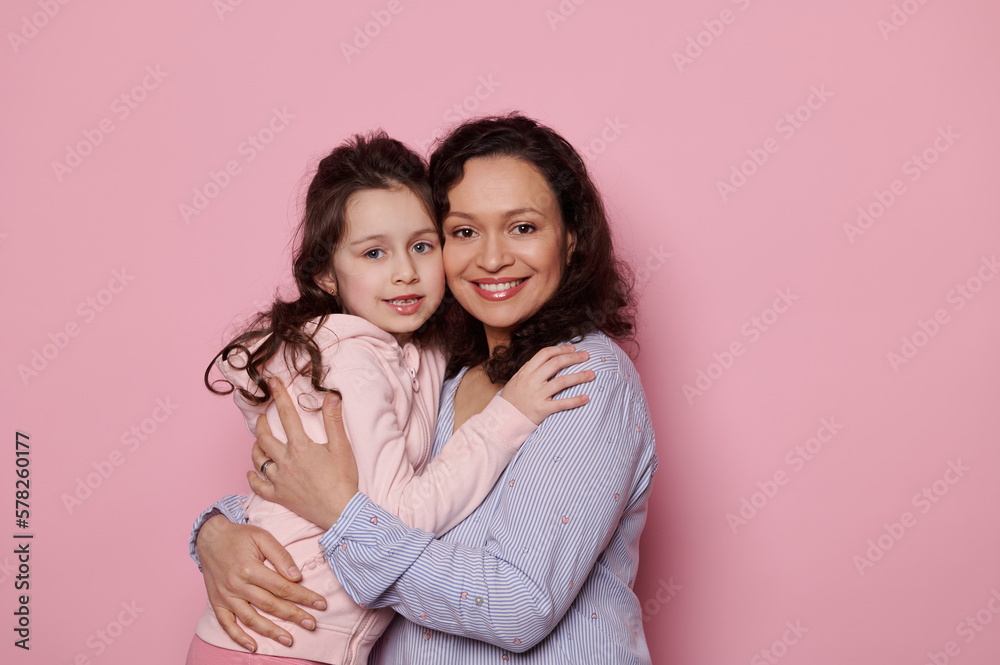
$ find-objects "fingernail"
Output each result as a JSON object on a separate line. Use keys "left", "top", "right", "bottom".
{"left": 301, "top": 618, "right": 316, "bottom": 630}
{"left": 266, "top": 377, "right": 276, "bottom": 389}
{"left": 313, "top": 600, "right": 328, "bottom": 611}
{"left": 278, "top": 635, "right": 292, "bottom": 647}
{"left": 243, "top": 642, "right": 256, "bottom": 653}
{"left": 326, "top": 392, "right": 341, "bottom": 408}
{"left": 288, "top": 565, "right": 301, "bottom": 578}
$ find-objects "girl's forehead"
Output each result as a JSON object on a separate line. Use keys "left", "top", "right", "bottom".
{"left": 341, "top": 188, "right": 436, "bottom": 241}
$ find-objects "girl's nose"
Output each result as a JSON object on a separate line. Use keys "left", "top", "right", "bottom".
{"left": 393, "top": 254, "right": 419, "bottom": 283}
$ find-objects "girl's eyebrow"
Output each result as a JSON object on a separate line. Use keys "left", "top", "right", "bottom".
{"left": 348, "top": 227, "right": 438, "bottom": 247}
{"left": 411, "top": 226, "right": 438, "bottom": 239}
{"left": 347, "top": 234, "right": 388, "bottom": 247}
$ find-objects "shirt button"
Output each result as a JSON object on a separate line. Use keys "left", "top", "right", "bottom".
{"left": 474, "top": 596, "right": 483, "bottom": 606}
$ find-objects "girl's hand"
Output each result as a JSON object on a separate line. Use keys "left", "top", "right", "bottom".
{"left": 500, "top": 345, "right": 594, "bottom": 425}
{"left": 248, "top": 379, "right": 360, "bottom": 531}
{"left": 195, "top": 514, "right": 328, "bottom": 652}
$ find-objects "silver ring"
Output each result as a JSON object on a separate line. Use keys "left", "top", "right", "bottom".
{"left": 260, "top": 459, "right": 275, "bottom": 476}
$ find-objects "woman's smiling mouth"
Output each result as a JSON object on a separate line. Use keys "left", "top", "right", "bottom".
{"left": 471, "top": 278, "right": 529, "bottom": 301}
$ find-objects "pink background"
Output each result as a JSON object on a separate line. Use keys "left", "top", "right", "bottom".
{"left": 3, "top": 1, "right": 999, "bottom": 663}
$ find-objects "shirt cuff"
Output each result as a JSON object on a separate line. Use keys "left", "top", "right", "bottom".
{"left": 188, "top": 495, "right": 248, "bottom": 569}
{"left": 318, "top": 493, "right": 434, "bottom": 607}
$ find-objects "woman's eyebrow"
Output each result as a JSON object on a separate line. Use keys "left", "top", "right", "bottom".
{"left": 445, "top": 207, "right": 543, "bottom": 221}
{"left": 502, "top": 207, "right": 542, "bottom": 219}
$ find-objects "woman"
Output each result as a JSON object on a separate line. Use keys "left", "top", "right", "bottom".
{"left": 192, "top": 114, "right": 659, "bottom": 663}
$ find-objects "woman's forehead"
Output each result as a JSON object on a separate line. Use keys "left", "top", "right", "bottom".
{"left": 445, "top": 157, "right": 558, "bottom": 216}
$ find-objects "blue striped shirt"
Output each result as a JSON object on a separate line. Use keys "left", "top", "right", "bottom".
{"left": 192, "top": 332, "right": 658, "bottom": 664}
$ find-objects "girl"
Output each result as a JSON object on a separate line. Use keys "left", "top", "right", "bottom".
{"left": 188, "top": 132, "right": 594, "bottom": 665}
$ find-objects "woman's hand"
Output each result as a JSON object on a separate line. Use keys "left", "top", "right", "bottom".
{"left": 500, "top": 345, "right": 594, "bottom": 425}
{"left": 248, "top": 379, "right": 360, "bottom": 531}
{"left": 196, "top": 514, "right": 328, "bottom": 652}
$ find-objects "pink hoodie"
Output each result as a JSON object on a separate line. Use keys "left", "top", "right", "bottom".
{"left": 194, "top": 315, "right": 536, "bottom": 664}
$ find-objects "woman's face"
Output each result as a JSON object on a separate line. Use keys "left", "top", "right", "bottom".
{"left": 442, "top": 156, "right": 575, "bottom": 348}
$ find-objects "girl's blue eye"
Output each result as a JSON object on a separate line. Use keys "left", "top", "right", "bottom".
{"left": 412, "top": 241, "right": 432, "bottom": 254}
{"left": 364, "top": 249, "right": 385, "bottom": 259}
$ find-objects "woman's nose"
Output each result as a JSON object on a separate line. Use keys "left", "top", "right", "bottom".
{"left": 476, "top": 235, "right": 513, "bottom": 272}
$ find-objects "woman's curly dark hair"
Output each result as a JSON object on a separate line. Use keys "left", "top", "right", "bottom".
{"left": 430, "top": 114, "right": 636, "bottom": 382}
{"left": 204, "top": 131, "right": 439, "bottom": 405}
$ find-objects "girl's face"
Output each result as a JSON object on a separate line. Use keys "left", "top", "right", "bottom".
{"left": 319, "top": 187, "right": 445, "bottom": 346}
{"left": 442, "top": 157, "right": 575, "bottom": 350}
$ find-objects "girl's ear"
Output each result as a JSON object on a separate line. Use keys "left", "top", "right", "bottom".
{"left": 315, "top": 271, "right": 337, "bottom": 296}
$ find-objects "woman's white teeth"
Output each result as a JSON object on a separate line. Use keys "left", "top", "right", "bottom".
{"left": 478, "top": 280, "right": 523, "bottom": 292}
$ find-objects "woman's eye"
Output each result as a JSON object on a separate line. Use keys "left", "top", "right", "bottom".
{"left": 452, "top": 228, "right": 476, "bottom": 239}
{"left": 411, "top": 241, "right": 433, "bottom": 254}
{"left": 364, "top": 248, "right": 385, "bottom": 259}
{"left": 512, "top": 223, "right": 535, "bottom": 234}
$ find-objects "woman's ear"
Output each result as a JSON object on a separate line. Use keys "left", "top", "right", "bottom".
{"left": 566, "top": 231, "right": 577, "bottom": 265}
{"left": 315, "top": 271, "right": 337, "bottom": 297}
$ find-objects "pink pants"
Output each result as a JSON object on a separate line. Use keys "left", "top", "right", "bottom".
{"left": 186, "top": 636, "right": 326, "bottom": 665}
